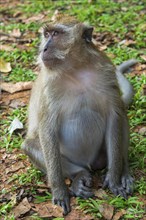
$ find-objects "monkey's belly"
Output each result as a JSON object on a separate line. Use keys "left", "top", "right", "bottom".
{"left": 59, "top": 109, "right": 105, "bottom": 170}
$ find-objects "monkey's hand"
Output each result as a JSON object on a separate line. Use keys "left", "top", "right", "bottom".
{"left": 52, "top": 186, "right": 71, "bottom": 215}
{"left": 103, "top": 172, "right": 133, "bottom": 199}
{"left": 70, "top": 171, "right": 94, "bottom": 199}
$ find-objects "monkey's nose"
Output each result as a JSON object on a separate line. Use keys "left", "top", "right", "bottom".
{"left": 43, "top": 38, "right": 52, "bottom": 52}
{"left": 44, "top": 47, "right": 48, "bottom": 52}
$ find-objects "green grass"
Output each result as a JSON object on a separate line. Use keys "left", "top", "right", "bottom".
{"left": 0, "top": 0, "right": 145, "bottom": 219}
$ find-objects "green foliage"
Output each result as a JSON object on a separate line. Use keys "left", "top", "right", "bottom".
{"left": 34, "top": 192, "right": 52, "bottom": 203}
{"left": 9, "top": 166, "right": 43, "bottom": 185}
{"left": 0, "top": 107, "right": 27, "bottom": 150}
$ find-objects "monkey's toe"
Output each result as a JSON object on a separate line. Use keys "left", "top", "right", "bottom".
{"left": 53, "top": 187, "right": 71, "bottom": 215}
{"left": 103, "top": 173, "right": 133, "bottom": 198}
{"left": 121, "top": 174, "right": 134, "bottom": 195}
{"left": 53, "top": 197, "right": 71, "bottom": 215}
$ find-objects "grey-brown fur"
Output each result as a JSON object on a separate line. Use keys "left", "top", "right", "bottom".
{"left": 22, "top": 19, "right": 134, "bottom": 215}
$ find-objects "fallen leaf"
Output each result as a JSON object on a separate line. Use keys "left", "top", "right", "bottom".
{"left": 113, "top": 209, "right": 126, "bottom": 220}
{"left": 99, "top": 45, "right": 107, "bottom": 50}
{"left": 0, "top": 59, "right": 11, "bottom": 73}
{"left": 0, "top": 44, "right": 13, "bottom": 51}
{"left": 9, "top": 99, "right": 26, "bottom": 108}
{"left": 98, "top": 203, "right": 114, "bottom": 220}
{"left": 140, "top": 55, "right": 146, "bottom": 61}
{"left": 32, "top": 201, "right": 63, "bottom": 218}
{"left": 1, "top": 90, "right": 31, "bottom": 106}
{"left": 121, "top": 7, "right": 128, "bottom": 11}
{"left": 94, "top": 188, "right": 108, "bottom": 199}
{"left": 118, "top": 39, "right": 136, "bottom": 46}
{"left": 124, "top": 39, "right": 136, "bottom": 46}
{"left": 11, "top": 29, "right": 21, "bottom": 38}
{"left": 65, "top": 209, "right": 94, "bottom": 220}
{"left": 24, "top": 14, "right": 44, "bottom": 24}
{"left": 138, "top": 126, "right": 146, "bottom": 136}
{"left": 12, "top": 197, "right": 31, "bottom": 218}
{"left": 1, "top": 81, "right": 33, "bottom": 93}
{"left": 6, "top": 162, "right": 25, "bottom": 174}
{"left": 8, "top": 117, "right": 23, "bottom": 135}
{"left": 13, "top": 11, "right": 22, "bottom": 17}
{"left": 51, "top": 10, "right": 60, "bottom": 22}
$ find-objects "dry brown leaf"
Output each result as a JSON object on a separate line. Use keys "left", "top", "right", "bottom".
{"left": 12, "top": 197, "right": 31, "bottom": 218}
{"left": 140, "top": 55, "right": 146, "bottom": 61}
{"left": 6, "top": 161, "right": 25, "bottom": 174}
{"left": 0, "top": 59, "right": 11, "bottom": 73}
{"left": 11, "top": 29, "right": 21, "bottom": 38}
{"left": 9, "top": 99, "right": 26, "bottom": 108}
{"left": 65, "top": 209, "right": 94, "bottom": 220}
{"left": 138, "top": 126, "right": 146, "bottom": 135}
{"left": 1, "top": 81, "right": 33, "bottom": 93}
{"left": 98, "top": 203, "right": 114, "bottom": 220}
{"left": 94, "top": 188, "right": 108, "bottom": 199}
{"left": 24, "top": 14, "right": 44, "bottom": 24}
{"left": 0, "top": 44, "right": 13, "bottom": 51}
{"left": 99, "top": 45, "right": 107, "bottom": 51}
{"left": 113, "top": 209, "right": 126, "bottom": 220}
{"left": 1, "top": 90, "right": 31, "bottom": 106}
{"left": 124, "top": 39, "right": 136, "bottom": 46}
{"left": 51, "top": 10, "right": 60, "bottom": 22}
{"left": 32, "top": 201, "right": 63, "bottom": 218}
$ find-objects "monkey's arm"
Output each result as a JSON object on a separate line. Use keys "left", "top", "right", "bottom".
{"left": 39, "top": 109, "right": 70, "bottom": 215}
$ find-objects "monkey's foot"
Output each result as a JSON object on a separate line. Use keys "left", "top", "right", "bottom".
{"left": 103, "top": 173, "right": 133, "bottom": 199}
{"left": 70, "top": 171, "right": 94, "bottom": 199}
{"left": 52, "top": 186, "right": 71, "bottom": 215}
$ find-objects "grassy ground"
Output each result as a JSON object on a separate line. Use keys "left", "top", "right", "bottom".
{"left": 0, "top": 0, "right": 146, "bottom": 219}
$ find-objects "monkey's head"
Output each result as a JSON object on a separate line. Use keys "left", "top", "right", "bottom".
{"left": 38, "top": 17, "right": 94, "bottom": 69}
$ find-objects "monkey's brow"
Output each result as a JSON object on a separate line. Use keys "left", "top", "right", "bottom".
{"left": 43, "top": 24, "right": 70, "bottom": 32}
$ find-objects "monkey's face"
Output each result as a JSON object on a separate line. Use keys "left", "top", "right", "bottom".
{"left": 39, "top": 22, "right": 93, "bottom": 68}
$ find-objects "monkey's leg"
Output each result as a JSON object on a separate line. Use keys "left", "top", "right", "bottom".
{"left": 121, "top": 116, "right": 134, "bottom": 195}
{"left": 22, "top": 138, "right": 47, "bottom": 173}
{"left": 61, "top": 157, "right": 94, "bottom": 198}
{"left": 103, "top": 112, "right": 130, "bottom": 198}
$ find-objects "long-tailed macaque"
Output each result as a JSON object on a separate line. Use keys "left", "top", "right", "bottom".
{"left": 22, "top": 17, "right": 136, "bottom": 215}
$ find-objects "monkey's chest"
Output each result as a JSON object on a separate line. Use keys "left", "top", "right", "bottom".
{"left": 59, "top": 108, "right": 105, "bottom": 167}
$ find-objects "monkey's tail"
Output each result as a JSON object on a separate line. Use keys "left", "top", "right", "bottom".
{"left": 117, "top": 59, "right": 137, "bottom": 74}
{"left": 116, "top": 59, "right": 137, "bottom": 107}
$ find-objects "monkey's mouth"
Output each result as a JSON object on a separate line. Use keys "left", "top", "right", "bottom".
{"left": 42, "top": 55, "right": 61, "bottom": 67}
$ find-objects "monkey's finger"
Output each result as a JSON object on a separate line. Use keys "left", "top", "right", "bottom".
{"left": 80, "top": 185, "right": 93, "bottom": 192}
{"left": 102, "top": 180, "right": 108, "bottom": 189}
{"left": 80, "top": 191, "right": 94, "bottom": 199}
{"left": 111, "top": 187, "right": 127, "bottom": 199}
{"left": 61, "top": 200, "right": 71, "bottom": 216}
{"left": 121, "top": 176, "right": 134, "bottom": 195}
{"left": 118, "top": 189, "right": 127, "bottom": 199}
{"left": 83, "top": 177, "right": 93, "bottom": 188}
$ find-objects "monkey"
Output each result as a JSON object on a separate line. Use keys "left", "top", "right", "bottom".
{"left": 22, "top": 17, "right": 135, "bottom": 215}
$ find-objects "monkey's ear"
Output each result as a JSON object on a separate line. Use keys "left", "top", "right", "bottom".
{"left": 82, "top": 26, "right": 93, "bottom": 43}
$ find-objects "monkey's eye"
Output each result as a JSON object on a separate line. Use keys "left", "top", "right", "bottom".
{"left": 52, "top": 31, "right": 59, "bottom": 36}
{"left": 44, "top": 31, "right": 50, "bottom": 38}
